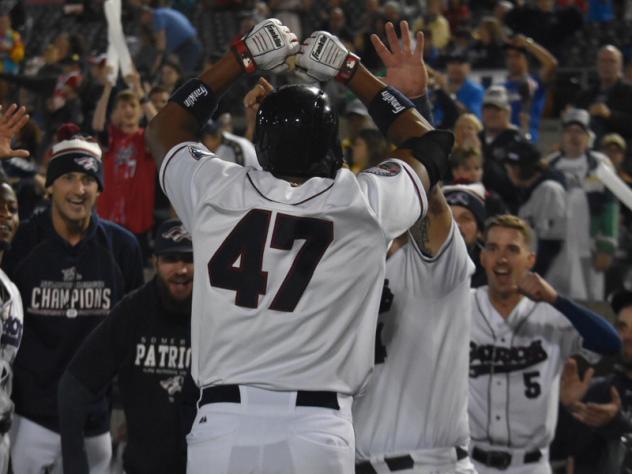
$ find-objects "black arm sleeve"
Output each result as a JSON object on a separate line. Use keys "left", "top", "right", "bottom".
{"left": 66, "top": 296, "right": 137, "bottom": 392}
{"left": 60, "top": 292, "right": 140, "bottom": 471}
{"left": 58, "top": 371, "right": 95, "bottom": 474}
{"left": 533, "top": 239, "right": 562, "bottom": 276}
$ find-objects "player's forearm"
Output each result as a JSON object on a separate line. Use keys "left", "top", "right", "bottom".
{"left": 347, "top": 65, "right": 434, "bottom": 146}
{"left": 552, "top": 296, "right": 622, "bottom": 355}
{"left": 147, "top": 52, "right": 242, "bottom": 167}
{"left": 407, "top": 92, "right": 452, "bottom": 253}
{"left": 58, "top": 371, "right": 95, "bottom": 474}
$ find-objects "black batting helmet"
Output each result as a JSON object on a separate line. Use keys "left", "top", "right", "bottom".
{"left": 254, "top": 85, "right": 343, "bottom": 179}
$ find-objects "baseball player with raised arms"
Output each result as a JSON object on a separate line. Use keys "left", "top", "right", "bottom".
{"left": 147, "top": 18, "right": 454, "bottom": 474}
{"left": 352, "top": 21, "right": 476, "bottom": 474}
{"left": 468, "top": 214, "right": 621, "bottom": 473}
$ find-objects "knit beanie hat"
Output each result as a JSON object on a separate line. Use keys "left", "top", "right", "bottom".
{"left": 443, "top": 183, "right": 487, "bottom": 230}
{"left": 45, "top": 137, "right": 104, "bottom": 191}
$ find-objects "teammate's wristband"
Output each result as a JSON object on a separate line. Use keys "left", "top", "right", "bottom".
{"left": 231, "top": 39, "right": 257, "bottom": 74}
{"left": 368, "top": 86, "right": 415, "bottom": 136}
{"left": 169, "top": 79, "right": 218, "bottom": 126}
{"left": 335, "top": 53, "right": 360, "bottom": 84}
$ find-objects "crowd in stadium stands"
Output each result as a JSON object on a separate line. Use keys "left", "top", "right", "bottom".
{"left": 0, "top": 0, "right": 630, "bottom": 472}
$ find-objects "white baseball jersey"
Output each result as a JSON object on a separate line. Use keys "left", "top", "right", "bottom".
{"left": 0, "top": 268, "right": 23, "bottom": 367}
{"left": 215, "top": 132, "right": 261, "bottom": 169}
{"left": 160, "top": 142, "right": 427, "bottom": 395}
{"left": 469, "top": 287, "right": 583, "bottom": 451}
{"left": 353, "top": 222, "right": 475, "bottom": 460}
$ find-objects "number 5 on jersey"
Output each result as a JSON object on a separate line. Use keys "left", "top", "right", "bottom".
{"left": 208, "top": 209, "right": 334, "bottom": 312}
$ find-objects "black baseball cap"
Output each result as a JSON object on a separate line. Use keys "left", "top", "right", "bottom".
{"left": 154, "top": 219, "right": 193, "bottom": 255}
{"left": 504, "top": 140, "right": 541, "bottom": 167}
{"left": 610, "top": 289, "right": 632, "bottom": 315}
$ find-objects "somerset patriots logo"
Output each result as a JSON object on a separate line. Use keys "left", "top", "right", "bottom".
{"left": 74, "top": 157, "right": 99, "bottom": 173}
{"left": 162, "top": 226, "right": 191, "bottom": 243}
{"left": 364, "top": 161, "right": 402, "bottom": 177}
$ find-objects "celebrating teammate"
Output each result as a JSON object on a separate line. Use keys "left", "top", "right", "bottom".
{"left": 352, "top": 21, "right": 476, "bottom": 474}
{"left": 468, "top": 215, "right": 621, "bottom": 473}
{"left": 4, "top": 133, "right": 144, "bottom": 472}
{"left": 147, "top": 18, "right": 453, "bottom": 474}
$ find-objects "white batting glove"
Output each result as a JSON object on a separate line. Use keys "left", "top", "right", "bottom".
{"left": 232, "top": 18, "right": 299, "bottom": 74}
{"left": 296, "top": 31, "right": 360, "bottom": 83}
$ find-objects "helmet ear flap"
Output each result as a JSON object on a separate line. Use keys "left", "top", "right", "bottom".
{"left": 254, "top": 85, "right": 342, "bottom": 179}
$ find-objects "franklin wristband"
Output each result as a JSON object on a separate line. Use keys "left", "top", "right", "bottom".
{"left": 169, "top": 79, "right": 218, "bottom": 126}
{"left": 231, "top": 38, "right": 256, "bottom": 74}
{"left": 368, "top": 86, "right": 415, "bottom": 136}
{"left": 335, "top": 53, "right": 360, "bottom": 84}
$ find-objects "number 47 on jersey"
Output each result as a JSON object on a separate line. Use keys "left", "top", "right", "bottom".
{"left": 208, "top": 209, "right": 334, "bottom": 312}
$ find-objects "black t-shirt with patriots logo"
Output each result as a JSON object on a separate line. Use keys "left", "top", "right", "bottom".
{"left": 68, "top": 278, "right": 192, "bottom": 474}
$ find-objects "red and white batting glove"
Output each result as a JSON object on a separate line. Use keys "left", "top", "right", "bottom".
{"left": 296, "top": 31, "right": 360, "bottom": 83}
{"left": 231, "top": 18, "right": 299, "bottom": 74}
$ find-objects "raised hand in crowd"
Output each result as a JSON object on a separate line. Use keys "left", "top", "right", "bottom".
{"left": 0, "top": 104, "right": 29, "bottom": 159}
{"left": 124, "top": 69, "right": 158, "bottom": 121}
{"left": 570, "top": 386, "right": 622, "bottom": 427}
{"left": 370, "top": 21, "right": 427, "bottom": 97}
{"left": 560, "top": 358, "right": 595, "bottom": 408}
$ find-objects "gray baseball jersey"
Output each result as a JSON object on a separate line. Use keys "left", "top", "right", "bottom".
{"left": 160, "top": 142, "right": 427, "bottom": 394}
{"left": 469, "top": 287, "right": 582, "bottom": 451}
{"left": 354, "top": 222, "right": 474, "bottom": 460}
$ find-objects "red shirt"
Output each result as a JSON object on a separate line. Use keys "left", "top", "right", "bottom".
{"left": 97, "top": 125, "right": 156, "bottom": 234}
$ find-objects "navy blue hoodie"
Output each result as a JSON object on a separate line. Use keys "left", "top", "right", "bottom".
{"left": 3, "top": 208, "right": 143, "bottom": 434}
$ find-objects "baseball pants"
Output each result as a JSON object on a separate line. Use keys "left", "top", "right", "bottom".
{"left": 10, "top": 415, "right": 111, "bottom": 474}
{"left": 187, "top": 385, "right": 355, "bottom": 474}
